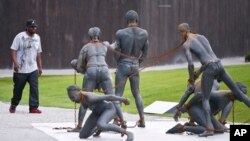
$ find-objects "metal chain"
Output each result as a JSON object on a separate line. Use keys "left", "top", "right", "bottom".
{"left": 96, "top": 41, "right": 184, "bottom": 94}
{"left": 74, "top": 70, "right": 77, "bottom": 127}
{"left": 232, "top": 101, "right": 235, "bottom": 125}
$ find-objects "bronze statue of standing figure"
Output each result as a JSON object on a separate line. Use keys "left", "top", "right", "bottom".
{"left": 113, "top": 10, "right": 149, "bottom": 128}
{"left": 177, "top": 23, "right": 250, "bottom": 137}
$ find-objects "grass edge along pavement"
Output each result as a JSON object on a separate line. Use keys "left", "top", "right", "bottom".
{"left": 0, "top": 64, "right": 249, "bottom": 123}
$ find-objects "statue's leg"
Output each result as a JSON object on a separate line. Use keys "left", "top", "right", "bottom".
{"left": 166, "top": 109, "right": 205, "bottom": 135}
{"left": 115, "top": 65, "right": 128, "bottom": 97}
{"left": 114, "top": 66, "right": 128, "bottom": 124}
{"left": 78, "top": 105, "right": 87, "bottom": 125}
{"left": 166, "top": 123, "right": 184, "bottom": 134}
{"left": 100, "top": 67, "right": 114, "bottom": 95}
{"left": 83, "top": 67, "right": 97, "bottom": 92}
{"left": 67, "top": 105, "right": 87, "bottom": 132}
{"left": 129, "top": 72, "right": 145, "bottom": 127}
{"left": 185, "top": 106, "right": 206, "bottom": 134}
{"left": 188, "top": 106, "right": 206, "bottom": 126}
{"left": 97, "top": 105, "right": 119, "bottom": 132}
{"left": 79, "top": 113, "right": 98, "bottom": 139}
{"left": 101, "top": 68, "right": 127, "bottom": 129}
{"left": 220, "top": 68, "right": 250, "bottom": 107}
{"left": 199, "top": 69, "right": 215, "bottom": 137}
{"left": 71, "top": 68, "right": 96, "bottom": 133}
{"left": 211, "top": 116, "right": 224, "bottom": 133}
{"left": 184, "top": 126, "right": 205, "bottom": 134}
{"left": 96, "top": 104, "right": 134, "bottom": 141}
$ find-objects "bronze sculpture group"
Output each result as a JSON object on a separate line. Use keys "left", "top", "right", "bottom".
{"left": 65, "top": 11, "right": 250, "bottom": 141}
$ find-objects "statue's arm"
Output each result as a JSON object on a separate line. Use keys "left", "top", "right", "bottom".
{"left": 139, "top": 32, "right": 149, "bottom": 63}
{"left": 184, "top": 46, "right": 195, "bottom": 84}
{"left": 77, "top": 47, "right": 87, "bottom": 73}
{"left": 86, "top": 93, "right": 129, "bottom": 105}
{"left": 219, "top": 101, "right": 233, "bottom": 124}
{"left": 114, "top": 31, "right": 121, "bottom": 62}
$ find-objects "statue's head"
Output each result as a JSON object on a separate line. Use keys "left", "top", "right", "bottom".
{"left": 125, "top": 10, "right": 138, "bottom": 24}
{"left": 88, "top": 27, "right": 101, "bottom": 40}
{"left": 178, "top": 23, "right": 190, "bottom": 40}
{"left": 178, "top": 23, "right": 190, "bottom": 32}
{"left": 67, "top": 85, "right": 81, "bottom": 103}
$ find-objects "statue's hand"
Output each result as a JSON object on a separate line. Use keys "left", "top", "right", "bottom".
{"left": 102, "top": 41, "right": 110, "bottom": 46}
{"left": 71, "top": 59, "right": 77, "bottom": 68}
{"left": 173, "top": 111, "right": 181, "bottom": 122}
{"left": 187, "top": 83, "right": 195, "bottom": 92}
{"left": 139, "top": 57, "right": 143, "bottom": 64}
{"left": 123, "top": 98, "right": 130, "bottom": 105}
{"left": 193, "top": 70, "right": 201, "bottom": 80}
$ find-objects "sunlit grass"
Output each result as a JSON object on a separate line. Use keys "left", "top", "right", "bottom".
{"left": 0, "top": 64, "right": 249, "bottom": 123}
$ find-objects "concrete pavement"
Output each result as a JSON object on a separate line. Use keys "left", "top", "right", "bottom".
{"left": 0, "top": 101, "right": 230, "bottom": 141}
{"left": 0, "top": 101, "right": 170, "bottom": 141}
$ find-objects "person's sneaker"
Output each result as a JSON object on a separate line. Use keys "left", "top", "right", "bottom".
{"left": 9, "top": 105, "right": 16, "bottom": 113}
{"left": 29, "top": 109, "right": 42, "bottom": 114}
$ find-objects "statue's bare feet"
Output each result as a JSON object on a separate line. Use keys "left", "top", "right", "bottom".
{"left": 198, "top": 130, "right": 214, "bottom": 137}
{"left": 67, "top": 126, "right": 81, "bottom": 132}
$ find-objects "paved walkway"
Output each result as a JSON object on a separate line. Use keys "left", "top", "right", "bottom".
{"left": 0, "top": 101, "right": 230, "bottom": 141}
{"left": 0, "top": 57, "right": 248, "bottom": 78}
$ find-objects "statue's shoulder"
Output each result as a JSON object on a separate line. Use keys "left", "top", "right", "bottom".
{"left": 116, "top": 28, "right": 127, "bottom": 34}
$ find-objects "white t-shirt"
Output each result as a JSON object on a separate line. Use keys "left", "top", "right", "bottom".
{"left": 10, "top": 31, "right": 42, "bottom": 73}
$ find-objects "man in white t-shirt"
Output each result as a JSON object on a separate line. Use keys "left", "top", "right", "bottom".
{"left": 9, "top": 19, "right": 43, "bottom": 114}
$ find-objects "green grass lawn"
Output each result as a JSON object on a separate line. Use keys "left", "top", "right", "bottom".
{"left": 1, "top": 64, "right": 250, "bottom": 123}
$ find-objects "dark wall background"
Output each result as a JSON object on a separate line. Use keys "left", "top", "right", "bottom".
{"left": 1, "top": 0, "right": 249, "bottom": 69}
